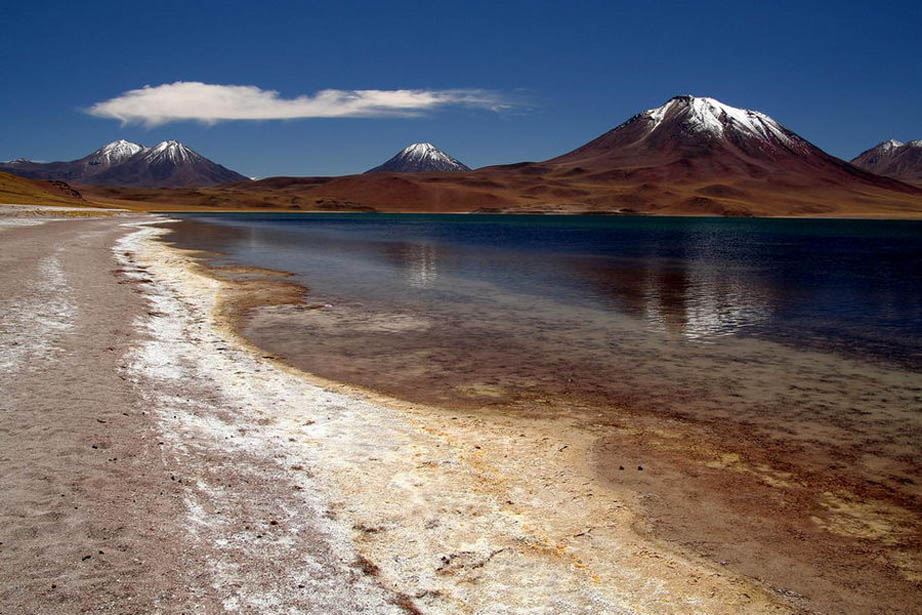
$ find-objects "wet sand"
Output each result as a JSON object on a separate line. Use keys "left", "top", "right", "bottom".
{"left": 240, "top": 298, "right": 922, "bottom": 615}
{"left": 1, "top": 211, "right": 798, "bottom": 613}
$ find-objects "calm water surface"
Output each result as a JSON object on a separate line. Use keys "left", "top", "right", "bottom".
{"left": 166, "top": 213, "right": 922, "bottom": 370}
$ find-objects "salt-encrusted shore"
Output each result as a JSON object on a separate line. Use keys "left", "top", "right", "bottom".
{"left": 0, "top": 212, "right": 790, "bottom": 614}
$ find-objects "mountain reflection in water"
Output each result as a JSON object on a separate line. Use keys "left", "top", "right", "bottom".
{"left": 164, "top": 213, "right": 922, "bottom": 367}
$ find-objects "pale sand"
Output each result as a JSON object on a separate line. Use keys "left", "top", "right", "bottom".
{"left": 1, "top": 213, "right": 791, "bottom": 613}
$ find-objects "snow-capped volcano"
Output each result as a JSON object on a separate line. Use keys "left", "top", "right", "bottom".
{"left": 549, "top": 95, "right": 820, "bottom": 171}
{"left": 88, "top": 139, "right": 147, "bottom": 167}
{"left": 543, "top": 94, "right": 910, "bottom": 189}
{"left": 365, "top": 143, "right": 471, "bottom": 173}
{"left": 0, "top": 139, "right": 248, "bottom": 187}
{"left": 643, "top": 96, "right": 798, "bottom": 144}
{"left": 91, "top": 140, "right": 248, "bottom": 187}
{"left": 851, "top": 139, "right": 922, "bottom": 185}
{"left": 140, "top": 140, "right": 196, "bottom": 164}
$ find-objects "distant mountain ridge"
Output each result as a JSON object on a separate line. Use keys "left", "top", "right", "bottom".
{"left": 365, "top": 143, "right": 471, "bottom": 173}
{"left": 13, "top": 95, "right": 922, "bottom": 218}
{"left": 851, "top": 140, "right": 922, "bottom": 185}
{"left": 0, "top": 140, "right": 248, "bottom": 188}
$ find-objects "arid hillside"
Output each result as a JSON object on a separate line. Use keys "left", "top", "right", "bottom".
{"left": 0, "top": 170, "right": 89, "bottom": 207}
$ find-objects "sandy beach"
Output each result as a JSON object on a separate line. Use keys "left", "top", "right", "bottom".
{"left": 0, "top": 208, "right": 809, "bottom": 614}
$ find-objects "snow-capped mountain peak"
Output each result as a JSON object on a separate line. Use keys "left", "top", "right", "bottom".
{"left": 641, "top": 95, "right": 793, "bottom": 145}
{"left": 143, "top": 140, "right": 201, "bottom": 164}
{"left": 400, "top": 143, "right": 457, "bottom": 164}
{"left": 0, "top": 139, "right": 247, "bottom": 187}
{"left": 549, "top": 94, "right": 832, "bottom": 178}
{"left": 851, "top": 138, "right": 922, "bottom": 185}
{"left": 403, "top": 143, "right": 438, "bottom": 155}
{"left": 89, "top": 139, "right": 146, "bottom": 166}
{"left": 365, "top": 142, "right": 471, "bottom": 173}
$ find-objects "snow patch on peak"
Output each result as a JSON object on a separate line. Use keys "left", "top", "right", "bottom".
{"left": 92, "top": 139, "right": 146, "bottom": 165}
{"left": 643, "top": 95, "right": 793, "bottom": 145}
{"left": 882, "top": 139, "right": 905, "bottom": 149}
{"left": 151, "top": 140, "right": 183, "bottom": 152}
{"left": 906, "top": 139, "right": 922, "bottom": 148}
{"left": 398, "top": 143, "right": 458, "bottom": 165}
{"left": 397, "top": 143, "right": 467, "bottom": 170}
{"left": 145, "top": 140, "right": 199, "bottom": 163}
{"left": 366, "top": 142, "right": 470, "bottom": 173}
{"left": 403, "top": 142, "right": 437, "bottom": 153}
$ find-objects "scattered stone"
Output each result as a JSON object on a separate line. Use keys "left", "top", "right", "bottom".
{"left": 354, "top": 555, "right": 380, "bottom": 576}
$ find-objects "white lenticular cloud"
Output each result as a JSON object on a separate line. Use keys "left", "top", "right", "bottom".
{"left": 87, "top": 81, "right": 512, "bottom": 126}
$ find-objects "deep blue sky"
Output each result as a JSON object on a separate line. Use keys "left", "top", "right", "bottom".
{"left": 1, "top": 0, "right": 919, "bottom": 177}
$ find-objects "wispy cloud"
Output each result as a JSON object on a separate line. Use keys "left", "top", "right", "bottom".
{"left": 87, "top": 81, "right": 513, "bottom": 126}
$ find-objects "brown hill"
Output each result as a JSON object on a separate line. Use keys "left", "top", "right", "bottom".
{"left": 0, "top": 170, "right": 88, "bottom": 207}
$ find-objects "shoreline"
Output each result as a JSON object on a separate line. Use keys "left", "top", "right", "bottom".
{"left": 3, "top": 210, "right": 918, "bottom": 613}
{"left": 134, "top": 219, "right": 792, "bottom": 612}
{"left": 6, "top": 199, "right": 922, "bottom": 220}
{"left": 147, "top": 208, "right": 922, "bottom": 220}
{"left": 155, "top": 213, "right": 922, "bottom": 614}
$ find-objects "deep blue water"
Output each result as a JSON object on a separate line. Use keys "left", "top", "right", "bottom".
{"left": 166, "top": 213, "right": 922, "bottom": 368}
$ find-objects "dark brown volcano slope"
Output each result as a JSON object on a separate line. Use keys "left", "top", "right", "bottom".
{"left": 852, "top": 140, "right": 922, "bottom": 185}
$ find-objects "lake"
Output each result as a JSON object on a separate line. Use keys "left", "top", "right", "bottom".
{"left": 163, "top": 212, "right": 922, "bottom": 612}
